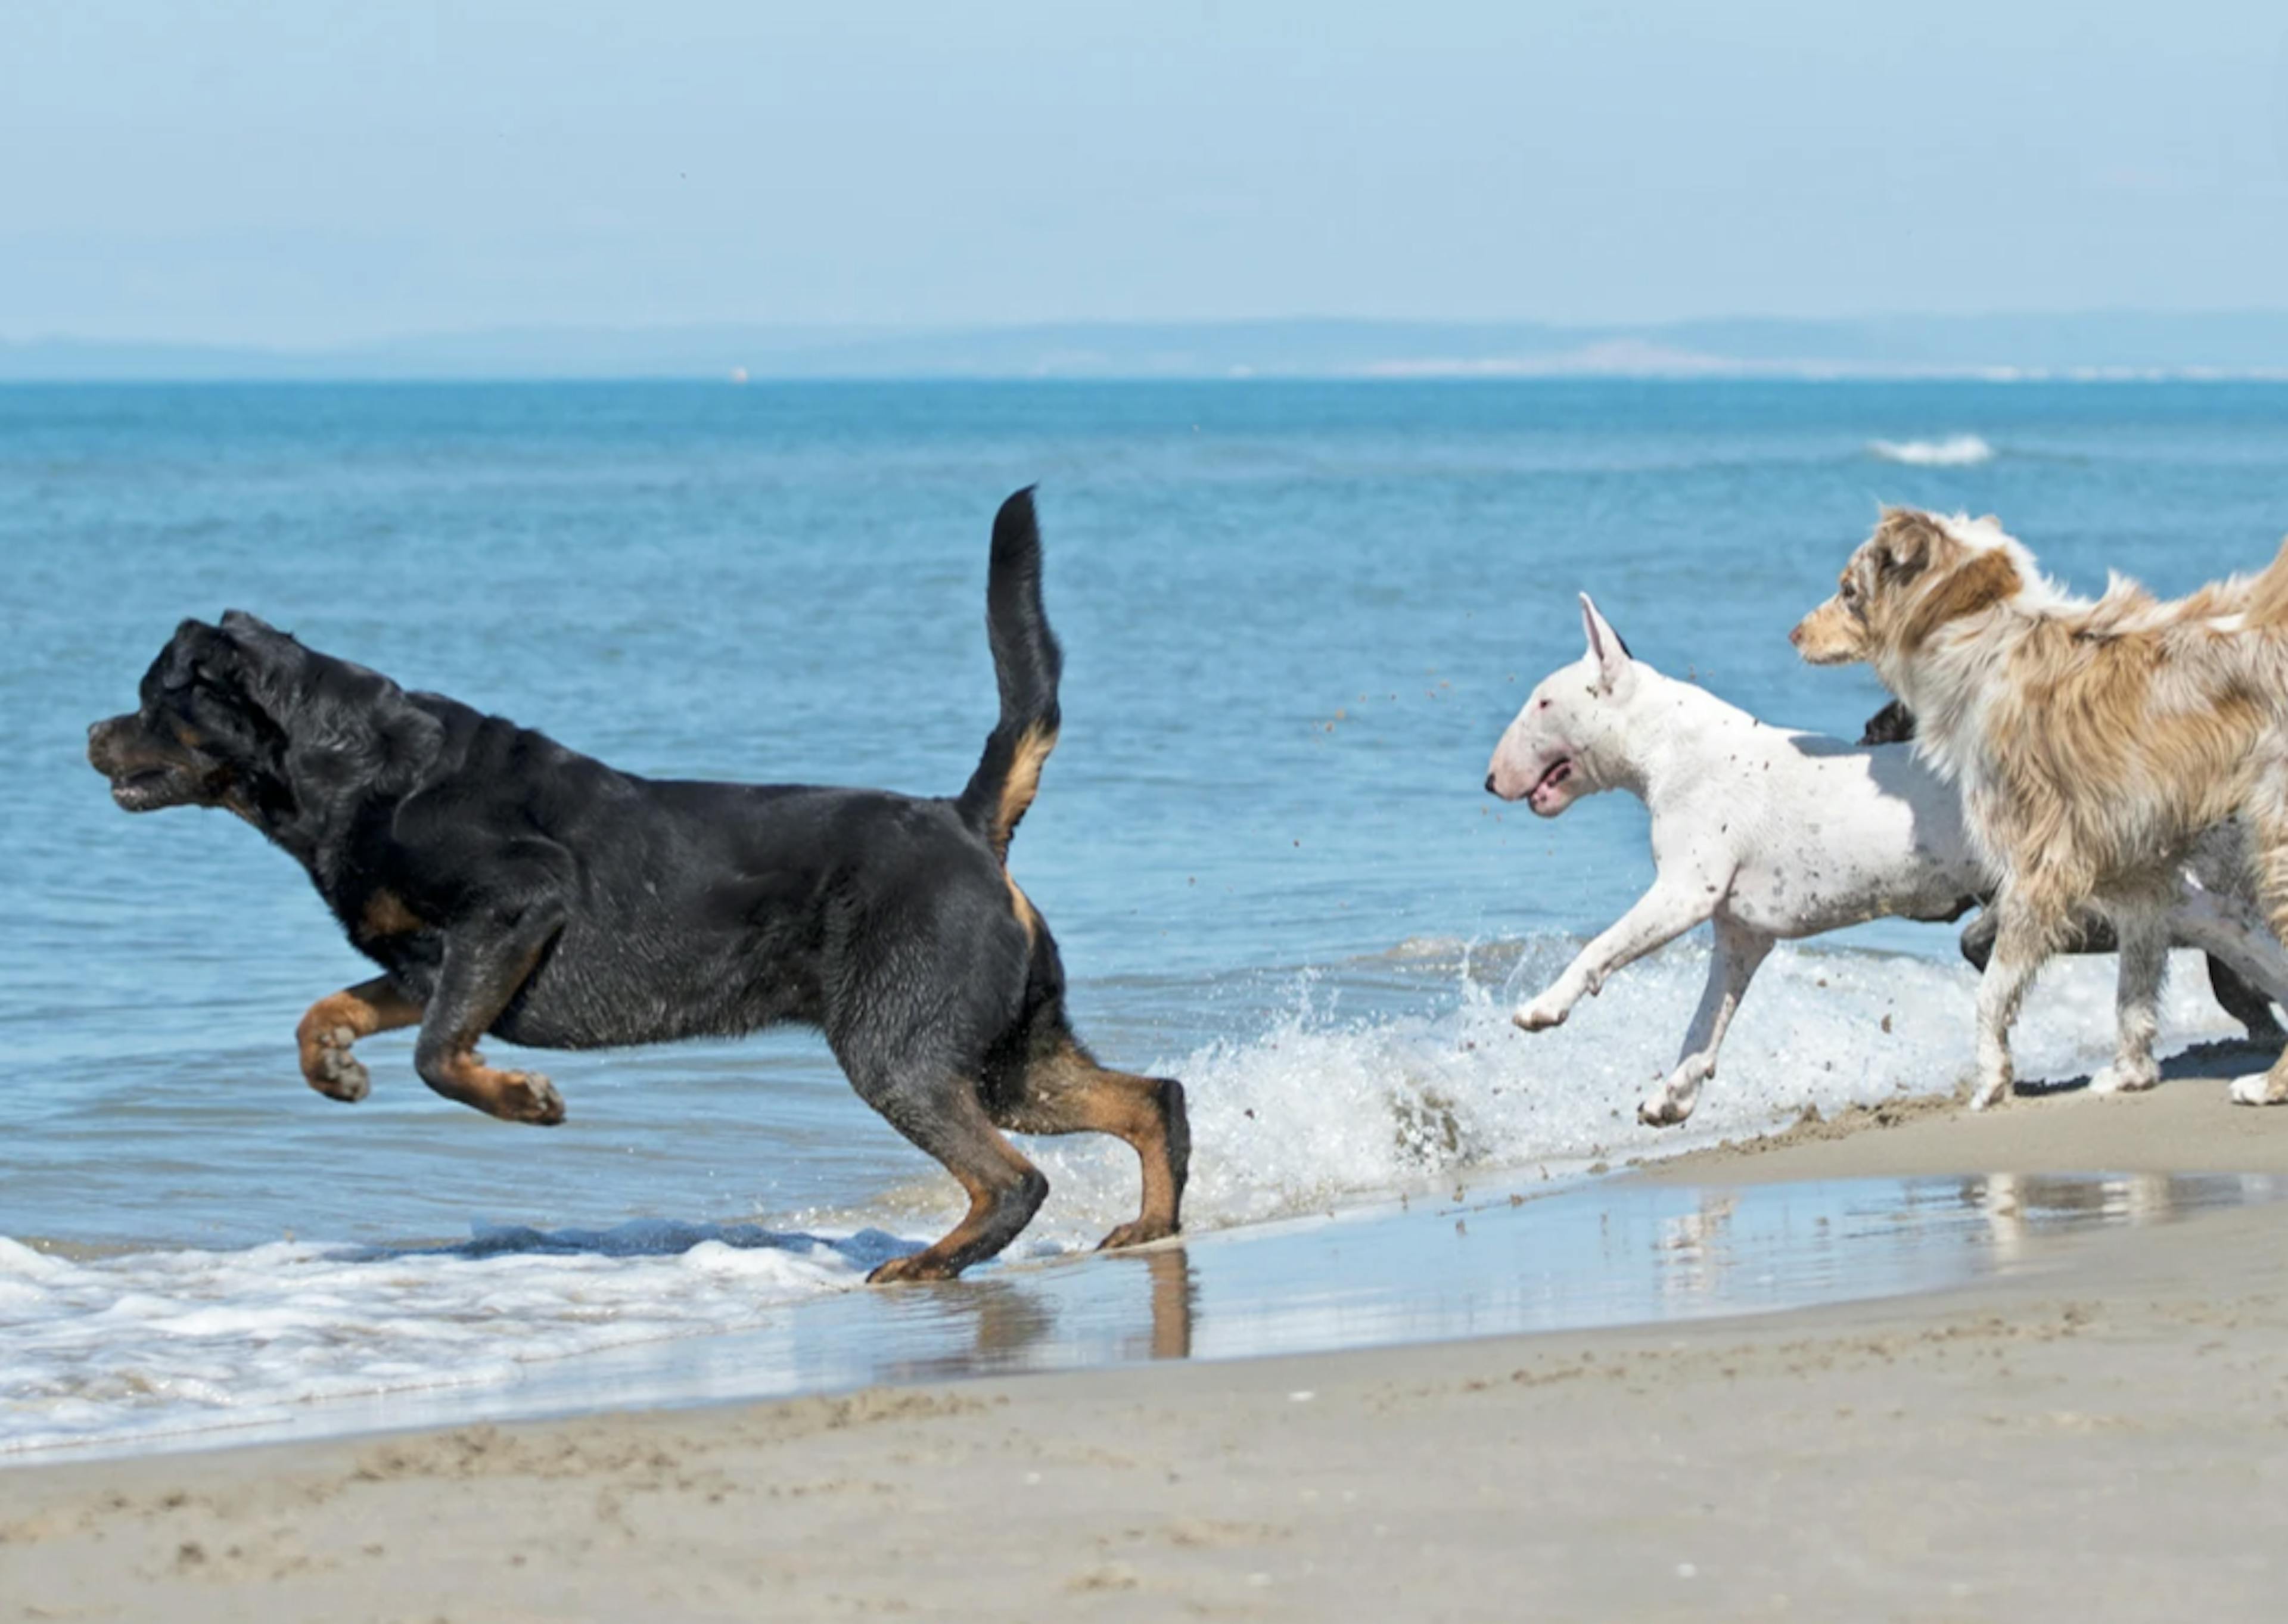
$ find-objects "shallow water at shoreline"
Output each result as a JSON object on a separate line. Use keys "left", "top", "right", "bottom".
{"left": 8, "top": 1169, "right": 2277, "bottom": 1464}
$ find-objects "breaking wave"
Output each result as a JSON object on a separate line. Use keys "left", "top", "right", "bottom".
{"left": 1868, "top": 434, "right": 1995, "bottom": 466}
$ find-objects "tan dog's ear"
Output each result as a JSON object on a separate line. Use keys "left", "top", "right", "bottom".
{"left": 1579, "top": 593, "right": 1631, "bottom": 689}
{"left": 1875, "top": 510, "right": 1941, "bottom": 586}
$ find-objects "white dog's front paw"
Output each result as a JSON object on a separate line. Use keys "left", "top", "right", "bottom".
{"left": 2229, "top": 1072, "right": 2287, "bottom": 1106}
{"left": 2091, "top": 1062, "right": 2159, "bottom": 1096}
{"left": 1637, "top": 1090, "right": 1694, "bottom": 1127}
{"left": 1513, "top": 995, "right": 1571, "bottom": 1032}
{"left": 1638, "top": 1062, "right": 1709, "bottom": 1127}
{"left": 1970, "top": 1067, "right": 2013, "bottom": 1111}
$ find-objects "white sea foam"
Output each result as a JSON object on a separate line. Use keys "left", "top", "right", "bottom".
{"left": 0, "top": 1224, "right": 890, "bottom": 1454}
{"left": 1868, "top": 434, "right": 1995, "bottom": 466}
{"left": 1, "top": 936, "right": 2247, "bottom": 1457}
{"left": 1021, "top": 937, "right": 2244, "bottom": 1239}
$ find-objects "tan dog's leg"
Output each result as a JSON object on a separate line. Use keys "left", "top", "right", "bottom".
{"left": 2231, "top": 809, "right": 2288, "bottom": 1105}
{"left": 2093, "top": 898, "right": 2169, "bottom": 1094}
{"left": 296, "top": 978, "right": 422, "bottom": 1103}
{"left": 1972, "top": 889, "right": 2067, "bottom": 1109}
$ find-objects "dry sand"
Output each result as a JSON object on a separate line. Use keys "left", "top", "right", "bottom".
{"left": 7, "top": 1071, "right": 2288, "bottom": 1621}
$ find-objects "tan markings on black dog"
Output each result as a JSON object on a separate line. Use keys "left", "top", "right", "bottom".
{"left": 422, "top": 1047, "right": 565, "bottom": 1125}
{"left": 1900, "top": 546, "right": 2021, "bottom": 651}
{"left": 988, "top": 720, "right": 1058, "bottom": 861}
{"left": 1004, "top": 872, "right": 1040, "bottom": 944}
{"left": 988, "top": 1038, "right": 1186, "bottom": 1249}
{"left": 358, "top": 889, "right": 425, "bottom": 941}
{"left": 868, "top": 1095, "right": 1048, "bottom": 1284}
{"left": 296, "top": 978, "right": 423, "bottom": 1103}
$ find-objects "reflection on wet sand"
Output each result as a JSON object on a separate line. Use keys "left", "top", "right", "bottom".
{"left": 77, "top": 1172, "right": 2283, "bottom": 1462}
{"left": 1955, "top": 1171, "right": 2243, "bottom": 1263}
{"left": 748, "top": 1172, "right": 2286, "bottom": 1395}
{"left": 864, "top": 1245, "right": 1196, "bottom": 1382}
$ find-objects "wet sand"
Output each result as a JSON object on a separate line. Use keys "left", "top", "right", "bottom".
{"left": 7, "top": 1071, "right": 2288, "bottom": 1620}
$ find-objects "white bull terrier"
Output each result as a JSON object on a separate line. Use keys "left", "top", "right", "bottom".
{"left": 1485, "top": 596, "right": 2287, "bottom": 1126}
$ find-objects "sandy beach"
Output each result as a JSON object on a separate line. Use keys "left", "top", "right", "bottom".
{"left": 4, "top": 1071, "right": 2285, "bottom": 1621}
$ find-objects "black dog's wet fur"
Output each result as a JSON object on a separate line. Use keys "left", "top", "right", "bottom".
{"left": 1858, "top": 699, "right": 2283, "bottom": 1042}
{"left": 87, "top": 489, "right": 1189, "bottom": 1282}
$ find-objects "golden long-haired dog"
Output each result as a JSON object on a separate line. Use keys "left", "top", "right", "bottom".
{"left": 1792, "top": 508, "right": 2288, "bottom": 1109}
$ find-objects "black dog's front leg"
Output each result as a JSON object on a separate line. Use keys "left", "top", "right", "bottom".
{"left": 413, "top": 898, "right": 569, "bottom": 1125}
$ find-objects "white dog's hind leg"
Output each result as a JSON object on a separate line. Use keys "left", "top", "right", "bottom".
{"left": 2166, "top": 883, "right": 2288, "bottom": 1009}
{"left": 2092, "top": 903, "right": 2168, "bottom": 1094}
{"left": 1971, "top": 897, "right": 2054, "bottom": 1110}
{"left": 1640, "top": 917, "right": 1771, "bottom": 1126}
{"left": 1514, "top": 878, "right": 1721, "bottom": 1032}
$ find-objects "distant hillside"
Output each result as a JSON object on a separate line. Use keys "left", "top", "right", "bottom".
{"left": 8, "top": 313, "right": 2288, "bottom": 382}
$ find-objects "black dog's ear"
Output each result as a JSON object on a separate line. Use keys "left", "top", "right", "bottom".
{"left": 1858, "top": 698, "right": 1917, "bottom": 747}
{"left": 154, "top": 618, "right": 226, "bottom": 692}
{"left": 199, "top": 610, "right": 305, "bottom": 719}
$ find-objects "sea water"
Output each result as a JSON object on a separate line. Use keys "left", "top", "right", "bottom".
{"left": 5, "top": 378, "right": 2286, "bottom": 1452}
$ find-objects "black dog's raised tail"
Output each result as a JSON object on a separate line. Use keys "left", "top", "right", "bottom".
{"left": 958, "top": 487, "right": 1065, "bottom": 862}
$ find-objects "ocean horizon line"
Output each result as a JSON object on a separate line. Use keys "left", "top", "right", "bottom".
{"left": 10, "top": 312, "right": 2288, "bottom": 384}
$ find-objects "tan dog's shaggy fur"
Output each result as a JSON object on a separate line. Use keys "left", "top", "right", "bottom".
{"left": 1792, "top": 508, "right": 2288, "bottom": 1108}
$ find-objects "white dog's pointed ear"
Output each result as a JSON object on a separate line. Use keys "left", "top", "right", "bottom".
{"left": 1580, "top": 593, "right": 1631, "bottom": 688}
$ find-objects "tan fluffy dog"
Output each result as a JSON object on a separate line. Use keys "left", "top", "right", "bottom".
{"left": 1792, "top": 508, "right": 2288, "bottom": 1109}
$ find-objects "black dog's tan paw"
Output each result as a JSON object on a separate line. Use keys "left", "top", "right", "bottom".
{"left": 1097, "top": 1218, "right": 1179, "bottom": 1252}
{"left": 302, "top": 1026, "right": 371, "bottom": 1103}
{"left": 495, "top": 1070, "right": 565, "bottom": 1125}
{"left": 867, "top": 1252, "right": 959, "bottom": 1286}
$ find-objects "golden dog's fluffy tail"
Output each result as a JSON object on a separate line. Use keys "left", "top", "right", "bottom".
{"left": 2242, "top": 537, "right": 2288, "bottom": 630}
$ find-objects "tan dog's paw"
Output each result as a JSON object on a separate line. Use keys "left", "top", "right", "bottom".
{"left": 2230, "top": 1072, "right": 2287, "bottom": 1106}
{"left": 2091, "top": 1062, "right": 2159, "bottom": 1096}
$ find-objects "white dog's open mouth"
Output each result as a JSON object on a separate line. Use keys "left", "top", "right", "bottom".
{"left": 1527, "top": 757, "right": 1575, "bottom": 813}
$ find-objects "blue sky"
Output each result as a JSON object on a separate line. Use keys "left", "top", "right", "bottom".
{"left": 4, "top": 1, "right": 2284, "bottom": 345}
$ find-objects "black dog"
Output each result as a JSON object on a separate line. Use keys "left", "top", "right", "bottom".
{"left": 88, "top": 489, "right": 1189, "bottom": 1283}
{"left": 1858, "top": 698, "right": 2283, "bottom": 1043}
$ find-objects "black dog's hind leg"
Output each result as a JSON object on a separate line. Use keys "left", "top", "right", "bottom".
{"left": 851, "top": 1060, "right": 1049, "bottom": 1285}
{"left": 987, "top": 1034, "right": 1189, "bottom": 1252}
{"left": 412, "top": 900, "right": 568, "bottom": 1125}
{"left": 2206, "top": 957, "right": 2284, "bottom": 1043}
